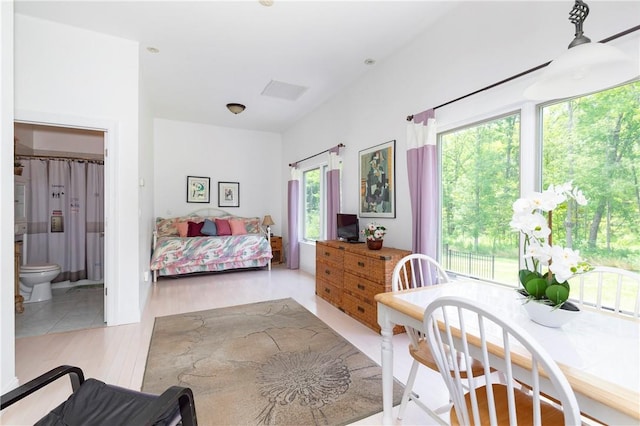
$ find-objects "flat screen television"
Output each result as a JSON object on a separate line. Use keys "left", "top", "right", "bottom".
{"left": 337, "top": 213, "right": 360, "bottom": 242}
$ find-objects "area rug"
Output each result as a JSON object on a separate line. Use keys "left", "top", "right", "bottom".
{"left": 142, "top": 298, "right": 404, "bottom": 425}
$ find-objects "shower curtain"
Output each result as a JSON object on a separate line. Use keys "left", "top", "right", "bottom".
{"left": 23, "top": 158, "right": 104, "bottom": 282}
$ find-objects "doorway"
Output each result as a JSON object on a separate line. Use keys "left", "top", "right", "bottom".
{"left": 14, "top": 121, "right": 108, "bottom": 337}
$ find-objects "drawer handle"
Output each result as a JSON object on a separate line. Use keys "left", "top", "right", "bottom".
{"left": 357, "top": 284, "right": 365, "bottom": 291}
{"left": 357, "top": 306, "right": 365, "bottom": 313}
{"left": 324, "top": 288, "right": 331, "bottom": 294}
{"left": 324, "top": 269, "right": 331, "bottom": 275}
{"left": 324, "top": 252, "right": 331, "bottom": 257}
{"left": 357, "top": 261, "right": 365, "bottom": 267}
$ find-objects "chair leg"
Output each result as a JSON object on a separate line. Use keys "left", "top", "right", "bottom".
{"left": 397, "top": 360, "right": 420, "bottom": 420}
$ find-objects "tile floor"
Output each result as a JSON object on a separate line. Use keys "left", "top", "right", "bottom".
{"left": 15, "top": 284, "right": 105, "bottom": 338}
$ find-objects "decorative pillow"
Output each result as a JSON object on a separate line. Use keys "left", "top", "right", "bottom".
{"left": 201, "top": 219, "right": 218, "bottom": 236}
{"left": 229, "top": 219, "right": 247, "bottom": 235}
{"left": 215, "top": 218, "right": 232, "bottom": 236}
{"left": 244, "top": 217, "right": 262, "bottom": 234}
{"left": 187, "top": 221, "right": 205, "bottom": 237}
{"left": 176, "top": 222, "right": 189, "bottom": 238}
{"left": 156, "top": 217, "right": 179, "bottom": 238}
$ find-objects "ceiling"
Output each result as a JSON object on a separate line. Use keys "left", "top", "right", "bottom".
{"left": 14, "top": 1, "right": 462, "bottom": 133}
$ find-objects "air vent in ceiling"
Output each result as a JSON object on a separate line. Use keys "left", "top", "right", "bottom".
{"left": 261, "top": 80, "right": 308, "bottom": 101}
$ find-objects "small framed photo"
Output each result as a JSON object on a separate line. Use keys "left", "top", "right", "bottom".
{"left": 218, "top": 181, "right": 240, "bottom": 207}
{"left": 186, "top": 176, "right": 210, "bottom": 203}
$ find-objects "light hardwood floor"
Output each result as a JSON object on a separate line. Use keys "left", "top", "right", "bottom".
{"left": 2, "top": 266, "right": 449, "bottom": 425}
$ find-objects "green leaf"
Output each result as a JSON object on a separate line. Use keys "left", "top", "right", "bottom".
{"left": 519, "top": 269, "right": 540, "bottom": 286}
{"left": 525, "top": 278, "right": 548, "bottom": 299}
{"left": 546, "top": 284, "right": 570, "bottom": 305}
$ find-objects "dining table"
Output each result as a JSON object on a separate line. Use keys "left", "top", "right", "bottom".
{"left": 375, "top": 279, "right": 640, "bottom": 425}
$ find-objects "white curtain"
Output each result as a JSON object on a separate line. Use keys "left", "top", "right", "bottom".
{"left": 24, "top": 158, "right": 104, "bottom": 282}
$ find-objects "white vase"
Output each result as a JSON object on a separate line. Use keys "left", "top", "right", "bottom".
{"left": 521, "top": 299, "right": 580, "bottom": 328}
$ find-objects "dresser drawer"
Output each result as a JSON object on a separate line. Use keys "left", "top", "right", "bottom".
{"left": 342, "top": 292, "right": 377, "bottom": 328}
{"left": 316, "top": 244, "right": 344, "bottom": 269}
{"left": 316, "top": 278, "right": 342, "bottom": 306}
{"left": 343, "top": 272, "right": 381, "bottom": 306}
{"left": 316, "top": 262, "right": 343, "bottom": 287}
{"left": 344, "top": 252, "right": 386, "bottom": 283}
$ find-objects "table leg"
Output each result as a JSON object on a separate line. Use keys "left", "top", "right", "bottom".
{"left": 379, "top": 309, "right": 394, "bottom": 425}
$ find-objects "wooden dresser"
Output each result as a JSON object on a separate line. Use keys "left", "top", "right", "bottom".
{"left": 316, "top": 240, "right": 410, "bottom": 334}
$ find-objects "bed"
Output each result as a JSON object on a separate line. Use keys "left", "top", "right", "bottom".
{"left": 150, "top": 209, "right": 272, "bottom": 281}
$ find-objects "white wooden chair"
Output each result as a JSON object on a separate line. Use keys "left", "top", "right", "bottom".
{"left": 570, "top": 266, "right": 640, "bottom": 318}
{"left": 392, "top": 254, "right": 486, "bottom": 421}
{"left": 424, "top": 296, "right": 581, "bottom": 425}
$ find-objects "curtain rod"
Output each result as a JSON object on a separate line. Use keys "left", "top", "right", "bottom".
{"left": 288, "top": 143, "right": 345, "bottom": 167}
{"left": 406, "top": 24, "right": 640, "bottom": 121}
{"left": 17, "top": 154, "right": 104, "bottom": 164}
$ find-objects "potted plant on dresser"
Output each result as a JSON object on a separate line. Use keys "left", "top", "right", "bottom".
{"left": 362, "top": 222, "right": 386, "bottom": 250}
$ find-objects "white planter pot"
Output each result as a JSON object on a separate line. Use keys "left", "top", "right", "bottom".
{"left": 522, "top": 299, "right": 580, "bottom": 328}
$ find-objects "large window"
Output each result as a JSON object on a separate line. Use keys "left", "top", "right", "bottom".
{"left": 438, "top": 80, "right": 639, "bottom": 286}
{"left": 303, "top": 166, "right": 327, "bottom": 241}
{"left": 541, "top": 81, "right": 640, "bottom": 272}
{"left": 440, "top": 113, "right": 521, "bottom": 284}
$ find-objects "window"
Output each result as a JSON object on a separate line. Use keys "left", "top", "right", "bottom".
{"left": 303, "top": 166, "right": 327, "bottom": 241}
{"left": 440, "top": 113, "right": 521, "bottom": 284}
{"left": 541, "top": 81, "right": 640, "bottom": 272}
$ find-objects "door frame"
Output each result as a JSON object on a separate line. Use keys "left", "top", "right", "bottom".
{"left": 14, "top": 109, "right": 117, "bottom": 325}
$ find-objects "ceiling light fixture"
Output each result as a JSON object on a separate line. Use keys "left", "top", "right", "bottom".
{"left": 259, "top": 0, "right": 274, "bottom": 6}
{"left": 524, "top": 0, "right": 638, "bottom": 100}
{"left": 226, "top": 103, "right": 246, "bottom": 114}
{"left": 146, "top": 47, "right": 159, "bottom": 54}
{"left": 364, "top": 58, "right": 376, "bottom": 66}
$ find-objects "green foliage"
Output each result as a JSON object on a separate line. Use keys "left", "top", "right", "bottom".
{"left": 442, "top": 81, "right": 640, "bottom": 284}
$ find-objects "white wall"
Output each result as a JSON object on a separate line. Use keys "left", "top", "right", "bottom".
{"left": 282, "top": 1, "right": 640, "bottom": 274}
{"left": 14, "top": 14, "right": 141, "bottom": 326}
{"left": 0, "top": 0, "right": 18, "bottom": 395}
{"left": 154, "top": 119, "right": 283, "bottom": 232}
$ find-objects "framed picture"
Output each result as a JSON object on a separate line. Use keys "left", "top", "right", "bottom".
{"left": 359, "top": 140, "right": 396, "bottom": 218}
{"left": 218, "top": 181, "right": 240, "bottom": 207}
{"left": 186, "top": 176, "right": 210, "bottom": 203}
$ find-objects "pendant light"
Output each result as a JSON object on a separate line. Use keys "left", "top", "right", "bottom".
{"left": 524, "top": 0, "right": 638, "bottom": 100}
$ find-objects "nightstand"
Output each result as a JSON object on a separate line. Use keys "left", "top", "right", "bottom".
{"left": 270, "top": 236, "right": 283, "bottom": 264}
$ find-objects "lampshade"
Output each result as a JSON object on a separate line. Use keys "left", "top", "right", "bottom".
{"left": 226, "top": 103, "right": 246, "bottom": 114}
{"left": 524, "top": 42, "right": 638, "bottom": 100}
{"left": 524, "top": 0, "right": 639, "bottom": 100}
{"left": 262, "top": 215, "right": 275, "bottom": 227}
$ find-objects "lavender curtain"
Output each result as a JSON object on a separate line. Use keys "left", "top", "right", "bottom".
{"left": 407, "top": 109, "right": 439, "bottom": 258}
{"left": 326, "top": 150, "right": 341, "bottom": 240}
{"left": 287, "top": 167, "right": 301, "bottom": 269}
{"left": 24, "top": 158, "right": 104, "bottom": 282}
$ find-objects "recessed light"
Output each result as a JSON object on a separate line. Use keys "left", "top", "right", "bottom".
{"left": 146, "top": 47, "right": 160, "bottom": 54}
{"left": 364, "top": 58, "right": 376, "bottom": 66}
{"left": 259, "top": 0, "right": 274, "bottom": 6}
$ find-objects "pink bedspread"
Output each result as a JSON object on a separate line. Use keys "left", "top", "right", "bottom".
{"left": 150, "top": 234, "right": 271, "bottom": 277}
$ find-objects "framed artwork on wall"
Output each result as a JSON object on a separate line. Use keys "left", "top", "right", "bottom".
{"left": 218, "top": 181, "right": 240, "bottom": 207}
{"left": 186, "top": 176, "right": 210, "bottom": 203}
{"left": 359, "top": 140, "right": 396, "bottom": 218}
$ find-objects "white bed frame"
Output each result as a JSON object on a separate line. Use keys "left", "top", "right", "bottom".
{"left": 152, "top": 208, "right": 271, "bottom": 282}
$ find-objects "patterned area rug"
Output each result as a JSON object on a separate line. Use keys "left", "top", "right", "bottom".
{"left": 142, "top": 298, "right": 404, "bottom": 425}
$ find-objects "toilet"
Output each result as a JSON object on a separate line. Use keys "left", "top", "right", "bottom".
{"left": 19, "top": 263, "right": 61, "bottom": 303}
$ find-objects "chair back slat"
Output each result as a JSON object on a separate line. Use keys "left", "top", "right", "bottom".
{"left": 571, "top": 266, "right": 640, "bottom": 317}
{"left": 424, "top": 296, "right": 581, "bottom": 426}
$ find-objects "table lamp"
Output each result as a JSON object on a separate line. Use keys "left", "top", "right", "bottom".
{"left": 262, "top": 215, "right": 275, "bottom": 236}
